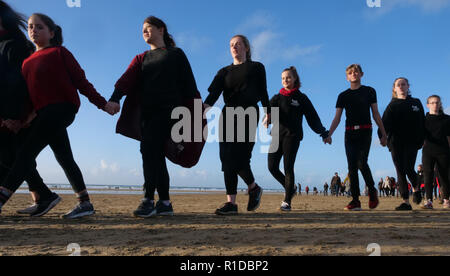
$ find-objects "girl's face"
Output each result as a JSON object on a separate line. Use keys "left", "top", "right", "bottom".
{"left": 282, "top": 71, "right": 297, "bottom": 90}
{"left": 27, "top": 15, "right": 54, "bottom": 49}
{"left": 427, "top": 97, "right": 442, "bottom": 114}
{"left": 394, "top": 79, "right": 409, "bottom": 99}
{"left": 142, "top": 22, "right": 164, "bottom": 45}
{"left": 230, "top": 37, "right": 248, "bottom": 61}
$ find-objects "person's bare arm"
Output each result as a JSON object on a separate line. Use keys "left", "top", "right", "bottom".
{"left": 325, "top": 108, "right": 343, "bottom": 144}
{"left": 371, "top": 103, "right": 387, "bottom": 147}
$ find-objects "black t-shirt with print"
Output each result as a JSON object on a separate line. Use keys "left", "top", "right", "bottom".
{"left": 336, "top": 85, "right": 377, "bottom": 127}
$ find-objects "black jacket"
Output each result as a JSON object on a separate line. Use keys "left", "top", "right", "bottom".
{"left": 0, "top": 33, "right": 32, "bottom": 120}
{"left": 270, "top": 90, "right": 328, "bottom": 140}
{"left": 380, "top": 97, "right": 425, "bottom": 151}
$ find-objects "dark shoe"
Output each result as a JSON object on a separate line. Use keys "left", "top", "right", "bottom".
{"left": 280, "top": 201, "right": 291, "bottom": 212}
{"left": 133, "top": 198, "right": 156, "bottom": 218}
{"left": 369, "top": 191, "right": 379, "bottom": 210}
{"left": 62, "top": 201, "right": 95, "bottom": 219}
{"left": 30, "top": 193, "right": 61, "bottom": 217}
{"left": 413, "top": 191, "right": 422, "bottom": 205}
{"left": 395, "top": 203, "right": 412, "bottom": 211}
{"left": 345, "top": 200, "right": 362, "bottom": 211}
{"left": 421, "top": 201, "right": 433, "bottom": 210}
{"left": 215, "top": 202, "right": 238, "bottom": 216}
{"left": 247, "top": 184, "right": 263, "bottom": 212}
{"left": 155, "top": 201, "right": 174, "bottom": 216}
{"left": 17, "top": 203, "right": 38, "bottom": 215}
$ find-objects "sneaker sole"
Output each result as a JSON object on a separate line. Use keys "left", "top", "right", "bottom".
{"left": 31, "top": 196, "right": 62, "bottom": 217}
{"left": 62, "top": 210, "right": 95, "bottom": 219}
{"left": 215, "top": 212, "right": 238, "bottom": 216}
{"left": 17, "top": 206, "right": 38, "bottom": 215}
{"left": 344, "top": 207, "right": 362, "bottom": 211}
{"left": 134, "top": 209, "right": 157, "bottom": 218}
{"left": 248, "top": 188, "right": 263, "bottom": 212}
{"left": 157, "top": 211, "right": 174, "bottom": 216}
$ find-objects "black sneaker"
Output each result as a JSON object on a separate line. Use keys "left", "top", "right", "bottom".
{"left": 395, "top": 203, "right": 412, "bottom": 211}
{"left": 215, "top": 202, "right": 238, "bottom": 216}
{"left": 413, "top": 191, "right": 422, "bottom": 205}
{"left": 155, "top": 201, "right": 174, "bottom": 216}
{"left": 133, "top": 199, "right": 156, "bottom": 218}
{"left": 247, "top": 184, "right": 263, "bottom": 212}
{"left": 62, "top": 201, "right": 95, "bottom": 219}
{"left": 30, "top": 193, "right": 61, "bottom": 217}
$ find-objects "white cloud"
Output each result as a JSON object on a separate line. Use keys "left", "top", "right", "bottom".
{"left": 175, "top": 32, "right": 213, "bottom": 53}
{"left": 367, "top": 0, "right": 450, "bottom": 17}
{"left": 235, "top": 11, "right": 322, "bottom": 65}
{"left": 98, "top": 159, "right": 119, "bottom": 173}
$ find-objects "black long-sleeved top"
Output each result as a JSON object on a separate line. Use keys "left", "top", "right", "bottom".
{"left": 0, "top": 32, "right": 32, "bottom": 120}
{"left": 380, "top": 97, "right": 425, "bottom": 151}
{"left": 423, "top": 113, "right": 450, "bottom": 154}
{"left": 269, "top": 90, "right": 327, "bottom": 140}
{"left": 205, "top": 61, "right": 271, "bottom": 114}
{"left": 110, "top": 47, "right": 198, "bottom": 110}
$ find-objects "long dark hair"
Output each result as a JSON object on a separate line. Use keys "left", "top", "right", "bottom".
{"left": 144, "top": 16, "right": 175, "bottom": 48}
{"left": 0, "top": 1, "right": 28, "bottom": 41}
{"left": 31, "top": 13, "right": 63, "bottom": 46}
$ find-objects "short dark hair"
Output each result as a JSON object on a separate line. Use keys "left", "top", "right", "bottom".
{"left": 144, "top": 16, "right": 175, "bottom": 48}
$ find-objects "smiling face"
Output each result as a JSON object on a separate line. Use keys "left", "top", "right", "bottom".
{"left": 27, "top": 15, "right": 53, "bottom": 49}
{"left": 230, "top": 36, "right": 248, "bottom": 62}
{"left": 282, "top": 70, "right": 297, "bottom": 90}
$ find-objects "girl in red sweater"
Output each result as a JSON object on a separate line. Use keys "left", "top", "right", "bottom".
{"left": 0, "top": 13, "right": 113, "bottom": 218}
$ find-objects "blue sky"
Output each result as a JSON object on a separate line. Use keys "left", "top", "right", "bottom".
{"left": 8, "top": 0, "right": 450, "bottom": 191}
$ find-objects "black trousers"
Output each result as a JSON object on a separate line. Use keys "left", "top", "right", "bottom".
{"left": 1, "top": 103, "right": 87, "bottom": 194}
{"left": 344, "top": 129, "right": 376, "bottom": 200}
{"left": 224, "top": 168, "right": 255, "bottom": 195}
{"left": 390, "top": 143, "right": 419, "bottom": 200}
{"left": 268, "top": 135, "right": 301, "bottom": 204}
{"left": 0, "top": 130, "right": 53, "bottom": 198}
{"left": 422, "top": 149, "right": 450, "bottom": 201}
{"left": 141, "top": 108, "right": 175, "bottom": 201}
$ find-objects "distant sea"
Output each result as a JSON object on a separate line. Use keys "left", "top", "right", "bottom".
{"left": 16, "top": 184, "right": 286, "bottom": 195}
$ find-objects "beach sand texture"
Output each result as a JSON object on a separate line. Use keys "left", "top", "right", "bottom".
{"left": 1, "top": 193, "right": 450, "bottom": 256}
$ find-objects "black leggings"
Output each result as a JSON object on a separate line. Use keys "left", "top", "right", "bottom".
{"left": 268, "top": 135, "right": 301, "bottom": 204}
{"left": 224, "top": 168, "right": 255, "bottom": 195}
{"left": 345, "top": 129, "right": 376, "bottom": 200}
{"left": 390, "top": 143, "right": 419, "bottom": 200}
{"left": 141, "top": 108, "right": 175, "bottom": 201}
{"left": 0, "top": 131, "right": 53, "bottom": 198}
{"left": 422, "top": 149, "right": 450, "bottom": 201}
{"left": 1, "top": 103, "right": 87, "bottom": 194}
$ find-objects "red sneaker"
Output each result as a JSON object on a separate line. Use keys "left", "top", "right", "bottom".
{"left": 345, "top": 200, "right": 362, "bottom": 211}
{"left": 369, "top": 191, "right": 379, "bottom": 210}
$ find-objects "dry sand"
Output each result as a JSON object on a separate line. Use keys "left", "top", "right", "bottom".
{"left": 1, "top": 192, "right": 450, "bottom": 256}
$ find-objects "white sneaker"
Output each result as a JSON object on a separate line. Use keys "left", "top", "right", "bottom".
{"left": 280, "top": 201, "right": 291, "bottom": 212}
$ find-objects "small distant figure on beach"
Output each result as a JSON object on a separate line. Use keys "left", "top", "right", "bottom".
{"left": 305, "top": 186, "right": 309, "bottom": 195}
{"left": 323, "top": 182, "right": 329, "bottom": 196}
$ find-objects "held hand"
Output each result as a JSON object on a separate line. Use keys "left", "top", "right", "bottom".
{"left": 104, "top": 101, "right": 121, "bottom": 116}
{"left": 323, "top": 136, "right": 332, "bottom": 145}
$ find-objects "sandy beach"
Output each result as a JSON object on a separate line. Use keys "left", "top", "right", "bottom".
{"left": 1, "top": 192, "right": 450, "bottom": 256}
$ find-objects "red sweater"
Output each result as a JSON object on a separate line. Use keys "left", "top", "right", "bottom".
{"left": 22, "top": 46, "right": 107, "bottom": 112}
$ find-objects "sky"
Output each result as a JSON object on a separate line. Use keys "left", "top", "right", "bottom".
{"left": 8, "top": 0, "right": 450, "bottom": 192}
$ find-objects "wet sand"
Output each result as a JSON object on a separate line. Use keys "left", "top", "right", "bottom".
{"left": 1, "top": 193, "right": 449, "bottom": 256}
